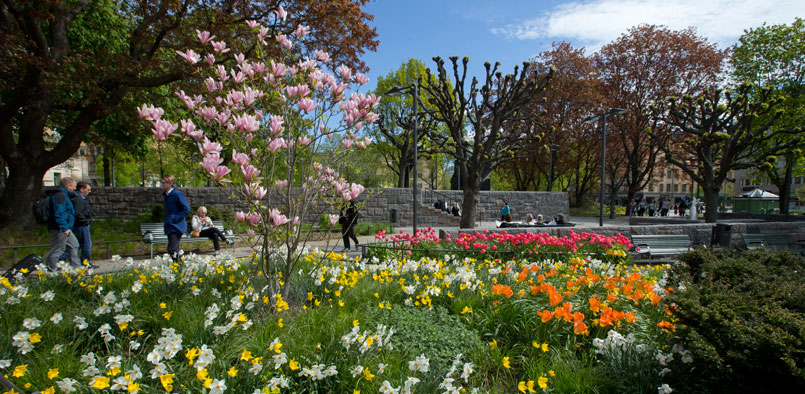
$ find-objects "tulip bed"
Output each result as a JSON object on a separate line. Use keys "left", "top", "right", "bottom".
{"left": 0, "top": 229, "right": 689, "bottom": 394}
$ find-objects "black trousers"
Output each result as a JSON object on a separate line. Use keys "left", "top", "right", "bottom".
{"left": 199, "top": 227, "right": 227, "bottom": 251}
{"left": 167, "top": 232, "right": 182, "bottom": 261}
{"left": 341, "top": 224, "right": 359, "bottom": 249}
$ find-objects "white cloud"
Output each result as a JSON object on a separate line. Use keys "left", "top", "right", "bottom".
{"left": 491, "top": 0, "right": 805, "bottom": 51}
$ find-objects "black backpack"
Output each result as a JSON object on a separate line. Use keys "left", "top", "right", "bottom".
{"left": 33, "top": 195, "right": 53, "bottom": 224}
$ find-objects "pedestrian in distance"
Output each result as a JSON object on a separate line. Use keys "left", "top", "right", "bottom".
{"left": 500, "top": 200, "right": 510, "bottom": 221}
{"left": 191, "top": 206, "right": 233, "bottom": 254}
{"left": 43, "top": 177, "right": 83, "bottom": 271}
{"left": 61, "top": 181, "right": 95, "bottom": 266}
{"left": 340, "top": 200, "right": 360, "bottom": 251}
{"left": 161, "top": 175, "right": 190, "bottom": 262}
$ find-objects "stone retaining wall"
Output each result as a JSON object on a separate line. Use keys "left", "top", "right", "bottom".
{"left": 80, "top": 187, "right": 569, "bottom": 226}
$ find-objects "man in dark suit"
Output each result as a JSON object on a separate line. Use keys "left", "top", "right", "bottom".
{"left": 161, "top": 175, "right": 190, "bottom": 261}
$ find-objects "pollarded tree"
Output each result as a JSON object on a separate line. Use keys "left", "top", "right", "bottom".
{"left": 422, "top": 56, "right": 554, "bottom": 228}
{"left": 370, "top": 59, "right": 439, "bottom": 188}
{"left": 731, "top": 18, "right": 805, "bottom": 212}
{"left": 596, "top": 25, "right": 726, "bottom": 204}
{"left": 650, "top": 83, "right": 803, "bottom": 222}
{"left": 0, "top": 0, "right": 378, "bottom": 230}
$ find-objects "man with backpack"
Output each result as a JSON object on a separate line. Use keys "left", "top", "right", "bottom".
{"left": 43, "top": 177, "right": 83, "bottom": 271}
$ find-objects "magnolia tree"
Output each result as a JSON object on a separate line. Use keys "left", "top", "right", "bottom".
{"left": 138, "top": 6, "right": 379, "bottom": 301}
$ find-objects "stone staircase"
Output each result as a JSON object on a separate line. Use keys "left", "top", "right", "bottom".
{"left": 416, "top": 204, "right": 461, "bottom": 227}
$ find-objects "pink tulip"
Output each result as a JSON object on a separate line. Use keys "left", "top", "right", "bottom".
{"left": 196, "top": 30, "right": 215, "bottom": 44}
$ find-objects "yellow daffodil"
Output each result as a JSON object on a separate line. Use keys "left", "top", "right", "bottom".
{"left": 28, "top": 333, "right": 41, "bottom": 344}
{"left": 240, "top": 349, "right": 253, "bottom": 361}
{"left": 503, "top": 357, "right": 511, "bottom": 369}
{"left": 159, "top": 302, "right": 167, "bottom": 309}
{"left": 353, "top": 319, "right": 359, "bottom": 326}
{"left": 160, "top": 373, "right": 174, "bottom": 391}
{"left": 489, "top": 339, "right": 497, "bottom": 349}
{"left": 289, "top": 359, "right": 299, "bottom": 371}
{"left": 41, "top": 387, "right": 55, "bottom": 394}
{"left": 162, "top": 311, "right": 173, "bottom": 320}
{"left": 196, "top": 369, "right": 209, "bottom": 381}
{"left": 277, "top": 318, "right": 284, "bottom": 328}
{"left": 12, "top": 364, "right": 27, "bottom": 378}
{"left": 93, "top": 376, "right": 111, "bottom": 390}
{"left": 362, "top": 367, "right": 375, "bottom": 381}
{"left": 538, "top": 376, "right": 549, "bottom": 389}
{"left": 47, "top": 368, "right": 59, "bottom": 379}
{"left": 461, "top": 306, "right": 472, "bottom": 314}
{"left": 549, "top": 370, "right": 556, "bottom": 377}
{"left": 127, "top": 382, "right": 140, "bottom": 393}
{"left": 227, "top": 366, "right": 238, "bottom": 377}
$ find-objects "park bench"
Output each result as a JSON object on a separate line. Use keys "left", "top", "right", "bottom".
{"left": 631, "top": 234, "right": 692, "bottom": 260}
{"left": 141, "top": 221, "right": 232, "bottom": 258}
{"left": 741, "top": 233, "right": 792, "bottom": 251}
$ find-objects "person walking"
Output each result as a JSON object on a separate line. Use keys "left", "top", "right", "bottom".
{"left": 340, "top": 201, "right": 360, "bottom": 251}
{"left": 72, "top": 181, "right": 93, "bottom": 264}
{"left": 43, "top": 177, "right": 83, "bottom": 271}
{"left": 500, "top": 200, "right": 511, "bottom": 221}
{"left": 191, "top": 206, "right": 233, "bottom": 254}
{"left": 161, "top": 175, "right": 190, "bottom": 262}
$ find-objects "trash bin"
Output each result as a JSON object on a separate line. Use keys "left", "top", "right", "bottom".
{"left": 390, "top": 208, "right": 398, "bottom": 223}
{"left": 712, "top": 223, "right": 732, "bottom": 247}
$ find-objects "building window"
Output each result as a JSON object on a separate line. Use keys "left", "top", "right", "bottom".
{"left": 659, "top": 184, "right": 663, "bottom": 192}
{"left": 682, "top": 184, "right": 687, "bottom": 192}
{"left": 666, "top": 184, "right": 671, "bottom": 192}
{"left": 796, "top": 177, "right": 803, "bottom": 185}
{"left": 674, "top": 184, "right": 679, "bottom": 192}
{"left": 667, "top": 169, "right": 673, "bottom": 178}
{"left": 649, "top": 184, "right": 654, "bottom": 192}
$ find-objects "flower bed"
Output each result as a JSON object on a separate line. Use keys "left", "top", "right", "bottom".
{"left": 0, "top": 230, "right": 690, "bottom": 393}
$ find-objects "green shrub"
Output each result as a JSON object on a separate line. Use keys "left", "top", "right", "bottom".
{"left": 365, "top": 305, "right": 482, "bottom": 370}
{"left": 663, "top": 249, "right": 805, "bottom": 393}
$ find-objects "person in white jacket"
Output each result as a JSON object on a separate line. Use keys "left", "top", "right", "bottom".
{"left": 191, "top": 206, "right": 233, "bottom": 253}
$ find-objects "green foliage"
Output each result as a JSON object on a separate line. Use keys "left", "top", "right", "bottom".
{"left": 365, "top": 305, "right": 482, "bottom": 370}
{"left": 664, "top": 249, "right": 805, "bottom": 393}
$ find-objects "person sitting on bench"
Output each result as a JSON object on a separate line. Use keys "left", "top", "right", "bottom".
{"left": 191, "top": 206, "right": 233, "bottom": 253}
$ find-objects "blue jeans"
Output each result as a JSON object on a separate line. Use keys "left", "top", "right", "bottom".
{"left": 60, "top": 225, "right": 91, "bottom": 262}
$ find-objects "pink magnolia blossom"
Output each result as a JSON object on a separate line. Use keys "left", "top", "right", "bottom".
{"left": 231, "top": 150, "right": 250, "bottom": 166}
{"left": 298, "top": 58, "right": 317, "bottom": 71}
{"left": 201, "top": 137, "right": 222, "bottom": 155}
{"left": 269, "top": 208, "right": 290, "bottom": 226}
{"left": 277, "top": 34, "right": 292, "bottom": 50}
{"left": 292, "top": 216, "right": 300, "bottom": 226}
{"left": 271, "top": 61, "right": 287, "bottom": 77}
{"left": 269, "top": 115, "right": 284, "bottom": 136}
{"left": 254, "top": 186, "right": 267, "bottom": 200}
{"left": 246, "top": 20, "right": 259, "bottom": 29}
{"left": 241, "top": 164, "right": 261, "bottom": 182}
{"left": 246, "top": 212, "right": 261, "bottom": 227}
{"left": 294, "top": 25, "right": 310, "bottom": 37}
{"left": 298, "top": 136, "right": 311, "bottom": 146}
{"left": 257, "top": 26, "right": 269, "bottom": 44}
{"left": 234, "top": 53, "right": 246, "bottom": 65}
{"left": 337, "top": 65, "right": 352, "bottom": 80}
{"left": 285, "top": 85, "right": 298, "bottom": 97}
{"left": 345, "top": 183, "right": 365, "bottom": 201}
{"left": 365, "top": 112, "right": 380, "bottom": 124}
{"left": 275, "top": 6, "right": 287, "bottom": 21}
{"left": 200, "top": 153, "right": 223, "bottom": 173}
{"left": 236, "top": 211, "right": 246, "bottom": 222}
{"left": 328, "top": 214, "right": 339, "bottom": 226}
{"left": 197, "top": 106, "right": 218, "bottom": 122}
{"left": 297, "top": 97, "right": 317, "bottom": 112}
{"left": 331, "top": 82, "right": 348, "bottom": 96}
{"left": 137, "top": 104, "right": 163, "bottom": 121}
{"left": 196, "top": 30, "right": 215, "bottom": 44}
{"left": 233, "top": 113, "right": 259, "bottom": 133}
{"left": 354, "top": 73, "right": 369, "bottom": 85}
{"left": 315, "top": 49, "right": 331, "bottom": 63}
{"left": 342, "top": 138, "right": 353, "bottom": 149}
{"left": 231, "top": 70, "right": 246, "bottom": 84}
{"left": 205, "top": 53, "right": 215, "bottom": 66}
{"left": 269, "top": 138, "right": 286, "bottom": 153}
{"left": 211, "top": 40, "right": 230, "bottom": 54}
{"left": 151, "top": 119, "right": 178, "bottom": 140}
{"left": 211, "top": 165, "right": 231, "bottom": 181}
{"left": 275, "top": 179, "right": 288, "bottom": 190}
{"left": 180, "top": 119, "right": 200, "bottom": 137}
{"left": 176, "top": 49, "right": 200, "bottom": 64}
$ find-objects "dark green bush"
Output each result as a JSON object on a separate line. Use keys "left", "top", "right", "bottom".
{"left": 365, "top": 305, "right": 482, "bottom": 370}
{"left": 663, "top": 249, "right": 805, "bottom": 393}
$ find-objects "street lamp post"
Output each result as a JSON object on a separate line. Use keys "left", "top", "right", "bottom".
{"left": 548, "top": 144, "right": 559, "bottom": 192}
{"left": 583, "top": 108, "right": 628, "bottom": 227}
{"left": 383, "top": 81, "right": 420, "bottom": 234}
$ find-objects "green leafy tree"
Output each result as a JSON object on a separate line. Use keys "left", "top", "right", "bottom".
{"left": 731, "top": 18, "right": 805, "bottom": 212}
{"left": 0, "top": 0, "right": 378, "bottom": 230}
{"left": 650, "top": 84, "right": 803, "bottom": 222}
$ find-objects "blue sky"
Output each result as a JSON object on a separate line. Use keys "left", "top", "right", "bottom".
{"left": 361, "top": 0, "right": 805, "bottom": 89}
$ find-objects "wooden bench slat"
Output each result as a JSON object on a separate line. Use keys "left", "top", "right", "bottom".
{"left": 140, "top": 221, "right": 231, "bottom": 258}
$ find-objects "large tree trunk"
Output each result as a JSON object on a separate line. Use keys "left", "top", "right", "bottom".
{"left": 103, "top": 154, "right": 112, "bottom": 187}
{"left": 703, "top": 185, "right": 720, "bottom": 223}
{"left": 459, "top": 188, "right": 479, "bottom": 228}
{"left": 0, "top": 164, "right": 48, "bottom": 229}
{"left": 778, "top": 154, "right": 793, "bottom": 214}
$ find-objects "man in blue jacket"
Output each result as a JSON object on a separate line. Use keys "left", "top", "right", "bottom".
{"left": 43, "top": 177, "right": 83, "bottom": 271}
{"left": 161, "top": 175, "right": 190, "bottom": 261}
